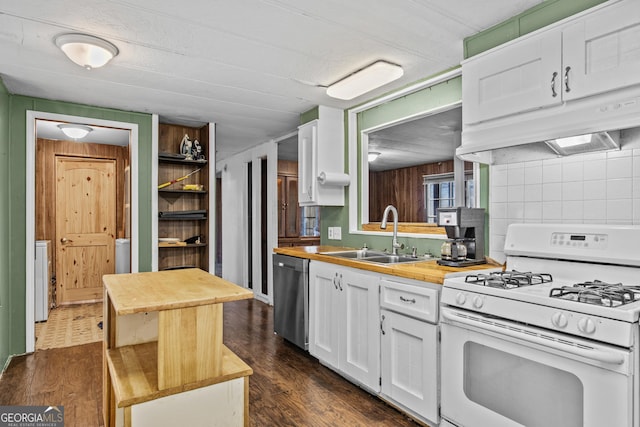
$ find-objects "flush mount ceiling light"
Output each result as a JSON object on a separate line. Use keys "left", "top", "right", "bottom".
{"left": 545, "top": 131, "right": 619, "bottom": 156}
{"left": 58, "top": 124, "right": 93, "bottom": 140}
{"left": 326, "top": 61, "right": 404, "bottom": 100}
{"left": 368, "top": 151, "right": 381, "bottom": 162}
{"left": 54, "top": 33, "right": 119, "bottom": 69}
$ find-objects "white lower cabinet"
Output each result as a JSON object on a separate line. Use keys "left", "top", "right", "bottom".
{"left": 309, "top": 261, "right": 380, "bottom": 392}
{"left": 309, "top": 263, "right": 441, "bottom": 425}
{"left": 380, "top": 277, "right": 440, "bottom": 425}
{"left": 380, "top": 309, "right": 438, "bottom": 423}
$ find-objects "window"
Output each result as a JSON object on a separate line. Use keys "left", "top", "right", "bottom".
{"left": 424, "top": 172, "right": 475, "bottom": 222}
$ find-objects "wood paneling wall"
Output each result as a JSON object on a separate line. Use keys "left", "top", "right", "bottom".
{"left": 369, "top": 160, "right": 472, "bottom": 222}
{"left": 36, "top": 138, "right": 130, "bottom": 276}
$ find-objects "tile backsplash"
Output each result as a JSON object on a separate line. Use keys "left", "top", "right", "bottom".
{"left": 489, "top": 129, "right": 640, "bottom": 262}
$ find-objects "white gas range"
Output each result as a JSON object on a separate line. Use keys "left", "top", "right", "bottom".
{"left": 439, "top": 223, "right": 640, "bottom": 427}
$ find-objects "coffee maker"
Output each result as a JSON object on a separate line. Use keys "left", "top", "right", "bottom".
{"left": 436, "top": 207, "right": 486, "bottom": 267}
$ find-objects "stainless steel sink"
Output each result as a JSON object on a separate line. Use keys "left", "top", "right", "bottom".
{"left": 320, "top": 249, "right": 387, "bottom": 259}
{"left": 363, "top": 254, "right": 420, "bottom": 264}
{"left": 320, "top": 250, "right": 420, "bottom": 264}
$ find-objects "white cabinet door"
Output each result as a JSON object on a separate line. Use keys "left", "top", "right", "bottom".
{"left": 297, "top": 106, "right": 345, "bottom": 207}
{"left": 381, "top": 309, "right": 438, "bottom": 423}
{"left": 309, "top": 262, "right": 380, "bottom": 391}
{"left": 298, "top": 120, "right": 317, "bottom": 206}
{"left": 341, "top": 268, "right": 380, "bottom": 392}
{"left": 309, "top": 261, "right": 340, "bottom": 369}
{"left": 463, "top": 29, "right": 562, "bottom": 125}
{"left": 562, "top": 0, "right": 640, "bottom": 101}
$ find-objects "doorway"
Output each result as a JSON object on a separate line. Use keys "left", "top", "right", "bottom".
{"left": 26, "top": 111, "right": 139, "bottom": 353}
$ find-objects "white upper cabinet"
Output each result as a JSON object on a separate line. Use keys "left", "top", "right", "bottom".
{"left": 463, "top": 0, "right": 640, "bottom": 126}
{"left": 463, "top": 30, "right": 562, "bottom": 125}
{"left": 562, "top": 0, "right": 640, "bottom": 101}
{"left": 298, "top": 106, "right": 346, "bottom": 206}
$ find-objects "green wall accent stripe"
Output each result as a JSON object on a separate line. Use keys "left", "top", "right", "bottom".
{"left": 464, "top": 0, "right": 607, "bottom": 58}
{"left": 300, "top": 107, "right": 319, "bottom": 125}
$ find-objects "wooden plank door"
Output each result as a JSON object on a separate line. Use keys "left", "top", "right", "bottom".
{"left": 56, "top": 157, "right": 116, "bottom": 304}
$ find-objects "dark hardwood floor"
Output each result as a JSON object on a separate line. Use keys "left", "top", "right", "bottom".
{"left": 0, "top": 298, "right": 422, "bottom": 427}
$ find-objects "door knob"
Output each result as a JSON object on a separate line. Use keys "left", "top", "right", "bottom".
{"left": 60, "top": 237, "right": 73, "bottom": 244}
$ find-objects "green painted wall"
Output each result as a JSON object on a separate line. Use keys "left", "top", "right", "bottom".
{"left": 0, "top": 79, "right": 10, "bottom": 369}
{"left": 2, "top": 91, "right": 152, "bottom": 366}
{"left": 464, "top": 0, "right": 607, "bottom": 58}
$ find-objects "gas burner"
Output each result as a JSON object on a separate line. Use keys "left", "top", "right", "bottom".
{"left": 465, "top": 270, "right": 553, "bottom": 289}
{"left": 549, "top": 280, "right": 640, "bottom": 307}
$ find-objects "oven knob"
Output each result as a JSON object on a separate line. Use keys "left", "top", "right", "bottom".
{"left": 578, "top": 317, "right": 596, "bottom": 334}
{"left": 551, "top": 312, "right": 568, "bottom": 328}
{"left": 455, "top": 293, "right": 467, "bottom": 305}
{"left": 472, "top": 296, "right": 484, "bottom": 309}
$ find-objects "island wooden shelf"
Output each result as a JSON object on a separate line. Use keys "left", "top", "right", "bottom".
{"left": 106, "top": 342, "right": 252, "bottom": 408}
{"left": 103, "top": 268, "right": 254, "bottom": 427}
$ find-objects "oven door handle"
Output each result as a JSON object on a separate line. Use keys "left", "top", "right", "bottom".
{"left": 441, "top": 310, "right": 625, "bottom": 365}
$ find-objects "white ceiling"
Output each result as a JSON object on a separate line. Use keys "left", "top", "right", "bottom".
{"left": 0, "top": 0, "right": 541, "bottom": 161}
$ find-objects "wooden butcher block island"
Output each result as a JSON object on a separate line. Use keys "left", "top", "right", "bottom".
{"left": 102, "top": 268, "right": 254, "bottom": 427}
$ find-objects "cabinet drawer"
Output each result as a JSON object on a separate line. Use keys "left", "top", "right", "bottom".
{"left": 380, "top": 279, "right": 438, "bottom": 323}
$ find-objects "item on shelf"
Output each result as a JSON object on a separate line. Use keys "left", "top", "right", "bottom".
{"left": 183, "top": 184, "right": 204, "bottom": 191}
{"left": 192, "top": 139, "right": 206, "bottom": 161}
{"left": 158, "top": 167, "right": 202, "bottom": 189}
{"left": 159, "top": 209, "right": 207, "bottom": 219}
{"left": 158, "top": 237, "right": 180, "bottom": 242}
{"left": 159, "top": 152, "right": 186, "bottom": 161}
{"left": 180, "top": 134, "right": 193, "bottom": 160}
{"left": 184, "top": 235, "right": 203, "bottom": 244}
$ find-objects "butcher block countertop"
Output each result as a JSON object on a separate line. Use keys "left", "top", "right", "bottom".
{"left": 274, "top": 245, "right": 502, "bottom": 284}
{"left": 103, "top": 268, "right": 254, "bottom": 315}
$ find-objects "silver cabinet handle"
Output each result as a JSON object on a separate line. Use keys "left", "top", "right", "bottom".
{"left": 551, "top": 71, "right": 558, "bottom": 97}
{"left": 564, "top": 66, "right": 571, "bottom": 92}
{"left": 333, "top": 273, "right": 338, "bottom": 289}
{"left": 338, "top": 273, "right": 343, "bottom": 291}
{"left": 381, "top": 314, "right": 386, "bottom": 335}
{"left": 399, "top": 296, "right": 416, "bottom": 304}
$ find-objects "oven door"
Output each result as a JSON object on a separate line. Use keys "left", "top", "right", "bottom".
{"left": 440, "top": 307, "right": 633, "bottom": 427}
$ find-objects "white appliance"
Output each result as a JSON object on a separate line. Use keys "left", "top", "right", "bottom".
{"left": 35, "top": 240, "right": 52, "bottom": 322}
{"left": 115, "top": 238, "right": 130, "bottom": 274}
{"left": 440, "top": 224, "right": 640, "bottom": 427}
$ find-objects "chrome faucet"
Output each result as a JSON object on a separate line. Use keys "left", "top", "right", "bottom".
{"left": 380, "top": 205, "right": 404, "bottom": 255}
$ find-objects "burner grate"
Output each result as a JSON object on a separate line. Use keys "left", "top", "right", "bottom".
{"left": 549, "top": 280, "right": 640, "bottom": 307}
{"left": 465, "top": 270, "right": 553, "bottom": 289}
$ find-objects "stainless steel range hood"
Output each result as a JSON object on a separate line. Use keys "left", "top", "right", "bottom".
{"left": 457, "top": 84, "right": 640, "bottom": 164}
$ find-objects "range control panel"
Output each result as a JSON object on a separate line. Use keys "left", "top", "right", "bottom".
{"left": 550, "top": 232, "right": 608, "bottom": 249}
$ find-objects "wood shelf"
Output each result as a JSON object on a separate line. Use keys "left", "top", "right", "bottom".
{"left": 158, "top": 123, "right": 210, "bottom": 272}
{"left": 158, "top": 217, "right": 206, "bottom": 221}
{"left": 158, "top": 158, "right": 208, "bottom": 166}
{"left": 158, "top": 243, "right": 207, "bottom": 248}
{"left": 106, "top": 341, "right": 252, "bottom": 408}
{"left": 159, "top": 189, "right": 207, "bottom": 194}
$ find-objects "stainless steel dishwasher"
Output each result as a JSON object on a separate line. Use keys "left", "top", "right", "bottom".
{"left": 273, "top": 254, "right": 309, "bottom": 350}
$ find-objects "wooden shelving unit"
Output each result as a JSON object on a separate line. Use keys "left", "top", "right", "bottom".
{"left": 102, "top": 269, "right": 254, "bottom": 427}
{"left": 158, "top": 123, "right": 211, "bottom": 271}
